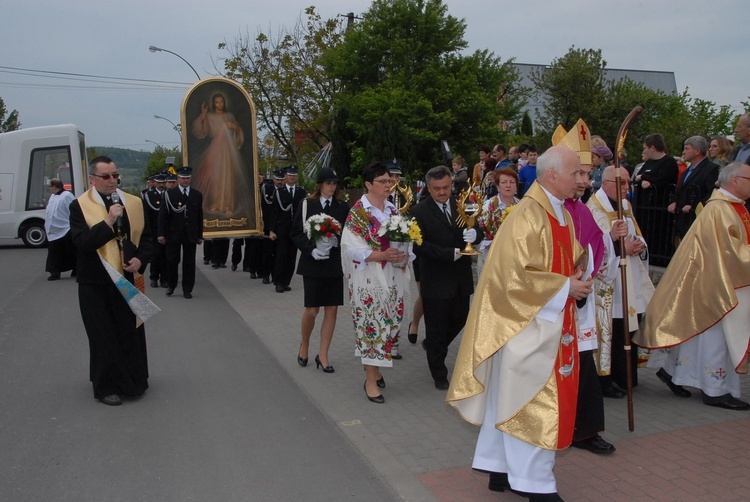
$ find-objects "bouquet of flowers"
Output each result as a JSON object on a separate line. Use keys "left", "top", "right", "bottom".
{"left": 378, "top": 214, "right": 423, "bottom": 245}
{"left": 479, "top": 201, "right": 516, "bottom": 240}
{"left": 304, "top": 213, "right": 342, "bottom": 255}
{"left": 304, "top": 213, "right": 341, "bottom": 241}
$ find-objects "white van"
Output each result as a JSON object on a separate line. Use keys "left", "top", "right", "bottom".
{"left": 0, "top": 124, "right": 87, "bottom": 247}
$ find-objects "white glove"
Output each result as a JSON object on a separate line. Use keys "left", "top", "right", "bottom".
{"left": 317, "top": 236, "right": 334, "bottom": 253}
{"left": 463, "top": 228, "right": 477, "bottom": 243}
{"left": 311, "top": 248, "right": 330, "bottom": 260}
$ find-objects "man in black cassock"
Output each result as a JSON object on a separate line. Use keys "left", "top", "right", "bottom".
{"left": 69, "top": 156, "right": 154, "bottom": 406}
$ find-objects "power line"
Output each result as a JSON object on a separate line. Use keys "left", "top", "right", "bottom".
{"left": 0, "top": 65, "right": 192, "bottom": 86}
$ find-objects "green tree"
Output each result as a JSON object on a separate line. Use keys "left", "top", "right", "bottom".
{"left": 530, "top": 46, "right": 607, "bottom": 134}
{"left": 220, "top": 7, "right": 345, "bottom": 164}
{"left": 325, "top": 0, "right": 523, "bottom": 179}
{"left": 531, "top": 46, "right": 735, "bottom": 164}
{"left": 144, "top": 146, "right": 182, "bottom": 180}
{"left": 520, "top": 110, "right": 533, "bottom": 136}
{"left": 0, "top": 97, "right": 21, "bottom": 132}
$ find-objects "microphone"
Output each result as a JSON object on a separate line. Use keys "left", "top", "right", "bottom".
{"left": 111, "top": 192, "right": 123, "bottom": 228}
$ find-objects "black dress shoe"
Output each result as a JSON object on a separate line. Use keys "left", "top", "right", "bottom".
{"left": 160, "top": 281, "right": 168, "bottom": 288}
{"left": 150, "top": 279, "right": 158, "bottom": 288}
{"left": 421, "top": 340, "right": 427, "bottom": 350}
{"left": 315, "top": 355, "right": 335, "bottom": 373}
{"left": 219, "top": 263, "right": 227, "bottom": 268}
{"left": 262, "top": 277, "right": 271, "bottom": 284}
{"left": 488, "top": 472, "right": 511, "bottom": 492}
{"left": 250, "top": 272, "right": 258, "bottom": 279}
{"left": 571, "top": 434, "right": 616, "bottom": 454}
{"left": 364, "top": 382, "right": 384, "bottom": 404}
{"left": 704, "top": 396, "right": 750, "bottom": 410}
{"left": 100, "top": 394, "right": 122, "bottom": 406}
{"left": 275, "top": 285, "right": 285, "bottom": 293}
{"left": 48, "top": 275, "right": 60, "bottom": 281}
{"left": 391, "top": 353, "right": 402, "bottom": 360}
{"left": 204, "top": 259, "right": 210, "bottom": 265}
{"left": 211, "top": 263, "right": 220, "bottom": 269}
{"left": 602, "top": 385, "right": 626, "bottom": 399}
{"left": 376, "top": 376, "right": 386, "bottom": 389}
{"left": 166, "top": 288, "right": 174, "bottom": 296}
{"left": 283, "top": 286, "right": 291, "bottom": 291}
{"left": 656, "top": 368, "right": 691, "bottom": 398}
{"left": 231, "top": 264, "right": 237, "bottom": 271}
{"left": 434, "top": 379, "right": 450, "bottom": 390}
{"left": 297, "top": 351, "right": 308, "bottom": 367}
{"left": 183, "top": 292, "right": 192, "bottom": 299}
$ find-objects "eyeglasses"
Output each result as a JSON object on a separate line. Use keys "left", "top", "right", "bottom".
{"left": 603, "top": 179, "right": 630, "bottom": 186}
{"left": 91, "top": 172, "right": 121, "bottom": 180}
{"left": 372, "top": 178, "right": 395, "bottom": 185}
{"left": 734, "top": 176, "right": 750, "bottom": 181}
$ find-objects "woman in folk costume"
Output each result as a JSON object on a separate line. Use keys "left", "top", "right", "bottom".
{"left": 341, "top": 162, "right": 412, "bottom": 404}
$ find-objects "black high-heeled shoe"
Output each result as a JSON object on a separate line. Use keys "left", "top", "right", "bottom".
{"left": 297, "top": 346, "right": 308, "bottom": 367}
{"left": 315, "top": 355, "right": 335, "bottom": 373}
{"left": 407, "top": 321, "right": 418, "bottom": 344}
{"left": 364, "top": 381, "right": 384, "bottom": 404}
{"left": 376, "top": 376, "right": 386, "bottom": 389}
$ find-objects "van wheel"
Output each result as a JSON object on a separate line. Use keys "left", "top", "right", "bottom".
{"left": 21, "top": 222, "right": 48, "bottom": 248}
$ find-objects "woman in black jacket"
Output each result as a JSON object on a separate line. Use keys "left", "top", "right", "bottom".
{"left": 290, "top": 168, "right": 350, "bottom": 373}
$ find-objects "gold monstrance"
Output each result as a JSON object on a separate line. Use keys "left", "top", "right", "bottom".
{"left": 456, "top": 182, "right": 483, "bottom": 255}
{"left": 390, "top": 181, "right": 414, "bottom": 214}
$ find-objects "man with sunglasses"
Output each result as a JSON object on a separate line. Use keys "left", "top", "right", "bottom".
{"left": 588, "top": 165, "right": 655, "bottom": 399}
{"left": 69, "top": 156, "right": 155, "bottom": 406}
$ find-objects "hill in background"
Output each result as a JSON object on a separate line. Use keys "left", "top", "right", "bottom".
{"left": 89, "top": 146, "right": 150, "bottom": 194}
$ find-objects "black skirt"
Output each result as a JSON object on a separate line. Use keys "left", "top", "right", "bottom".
{"left": 303, "top": 276, "right": 344, "bottom": 307}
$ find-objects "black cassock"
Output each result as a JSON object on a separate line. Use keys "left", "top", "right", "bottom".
{"left": 69, "top": 193, "right": 154, "bottom": 399}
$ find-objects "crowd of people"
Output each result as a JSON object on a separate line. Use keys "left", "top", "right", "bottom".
{"left": 49, "top": 113, "right": 750, "bottom": 501}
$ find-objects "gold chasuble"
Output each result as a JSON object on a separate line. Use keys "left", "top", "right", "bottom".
{"left": 77, "top": 188, "right": 145, "bottom": 277}
{"left": 447, "top": 182, "right": 583, "bottom": 450}
{"left": 635, "top": 190, "right": 750, "bottom": 373}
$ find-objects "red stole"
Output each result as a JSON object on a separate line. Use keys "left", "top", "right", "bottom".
{"left": 547, "top": 213, "right": 580, "bottom": 448}
{"left": 731, "top": 203, "right": 750, "bottom": 244}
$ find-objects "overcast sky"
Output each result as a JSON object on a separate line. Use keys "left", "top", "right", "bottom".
{"left": 2, "top": 0, "right": 747, "bottom": 150}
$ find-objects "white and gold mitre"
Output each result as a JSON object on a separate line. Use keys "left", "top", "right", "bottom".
{"left": 552, "top": 118, "right": 592, "bottom": 165}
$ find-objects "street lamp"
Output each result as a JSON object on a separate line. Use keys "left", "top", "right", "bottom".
{"left": 148, "top": 45, "right": 200, "bottom": 80}
{"left": 154, "top": 115, "right": 182, "bottom": 141}
{"left": 145, "top": 139, "right": 163, "bottom": 149}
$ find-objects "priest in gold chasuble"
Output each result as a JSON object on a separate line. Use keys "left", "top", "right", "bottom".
{"left": 447, "top": 146, "right": 592, "bottom": 498}
{"left": 635, "top": 162, "right": 750, "bottom": 411}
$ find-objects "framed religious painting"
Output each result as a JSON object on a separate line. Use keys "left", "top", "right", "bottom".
{"left": 181, "top": 77, "right": 261, "bottom": 237}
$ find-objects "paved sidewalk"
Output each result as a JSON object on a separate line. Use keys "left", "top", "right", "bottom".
{"left": 201, "top": 254, "right": 750, "bottom": 501}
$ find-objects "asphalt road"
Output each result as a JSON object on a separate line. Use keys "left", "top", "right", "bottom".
{"left": 0, "top": 246, "right": 397, "bottom": 502}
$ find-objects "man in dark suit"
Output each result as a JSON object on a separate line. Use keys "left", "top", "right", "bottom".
{"left": 271, "top": 165, "right": 307, "bottom": 293}
{"left": 668, "top": 136, "right": 719, "bottom": 241}
{"left": 258, "top": 170, "right": 284, "bottom": 284}
{"left": 158, "top": 167, "right": 204, "bottom": 299}
{"left": 410, "top": 165, "right": 482, "bottom": 389}
{"left": 142, "top": 172, "right": 168, "bottom": 288}
{"left": 69, "top": 156, "right": 154, "bottom": 405}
